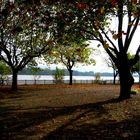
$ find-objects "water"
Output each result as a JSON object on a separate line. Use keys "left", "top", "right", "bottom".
{"left": 7, "top": 74, "right": 138, "bottom": 81}
{"left": 15, "top": 75, "right": 116, "bottom": 81}
{"left": 7, "top": 75, "right": 139, "bottom": 83}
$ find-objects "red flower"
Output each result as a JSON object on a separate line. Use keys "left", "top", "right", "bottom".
{"left": 76, "top": 2, "right": 88, "bottom": 10}
{"left": 132, "top": 0, "right": 137, "bottom": 4}
{"left": 110, "top": 0, "right": 118, "bottom": 7}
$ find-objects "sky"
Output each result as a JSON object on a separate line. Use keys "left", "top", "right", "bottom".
{"left": 38, "top": 31, "right": 140, "bottom": 73}
{"left": 38, "top": 44, "right": 113, "bottom": 73}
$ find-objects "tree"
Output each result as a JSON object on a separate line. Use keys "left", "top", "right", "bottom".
{"left": 15, "top": 0, "right": 140, "bottom": 99}
{"left": 50, "top": 0, "right": 140, "bottom": 99}
{"left": 131, "top": 58, "right": 140, "bottom": 74}
{"left": 89, "top": 0, "right": 140, "bottom": 99}
{"left": 0, "top": 61, "right": 11, "bottom": 85}
{"left": 42, "top": 2, "right": 96, "bottom": 85}
{"left": 44, "top": 38, "right": 95, "bottom": 85}
{"left": 128, "top": 53, "right": 140, "bottom": 84}
{"left": 94, "top": 72, "right": 101, "bottom": 84}
{"left": 27, "top": 63, "right": 43, "bottom": 82}
{"left": 104, "top": 56, "right": 118, "bottom": 84}
{"left": 53, "top": 67, "right": 64, "bottom": 84}
{"left": 0, "top": 1, "right": 53, "bottom": 90}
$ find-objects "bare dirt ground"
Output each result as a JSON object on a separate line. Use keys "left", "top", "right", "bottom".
{"left": 0, "top": 84, "right": 140, "bottom": 140}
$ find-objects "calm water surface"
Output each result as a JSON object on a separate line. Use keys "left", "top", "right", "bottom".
{"left": 7, "top": 75, "right": 139, "bottom": 82}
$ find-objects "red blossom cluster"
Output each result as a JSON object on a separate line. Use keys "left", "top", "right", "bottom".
{"left": 76, "top": 2, "right": 89, "bottom": 10}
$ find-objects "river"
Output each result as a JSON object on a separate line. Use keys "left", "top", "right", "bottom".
{"left": 7, "top": 75, "right": 139, "bottom": 83}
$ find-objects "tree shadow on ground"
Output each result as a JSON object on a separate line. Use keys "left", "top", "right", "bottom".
{"left": 42, "top": 98, "right": 140, "bottom": 140}
{"left": 0, "top": 105, "right": 77, "bottom": 139}
{"left": 43, "top": 115, "right": 140, "bottom": 140}
{"left": 0, "top": 97, "right": 139, "bottom": 140}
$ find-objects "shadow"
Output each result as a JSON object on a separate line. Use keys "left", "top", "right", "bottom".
{"left": 43, "top": 116, "right": 140, "bottom": 140}
{"left": 0, "top": 106, "right": 77, "bottom": 139}
{"left": 0, "top": 97, "right": 121, "bottom": 140}
{"left": 0, "top": 97, "right": 135, "bottom": 140}
{"left": 42, "top": 98, "right": 140, "bottom": 140}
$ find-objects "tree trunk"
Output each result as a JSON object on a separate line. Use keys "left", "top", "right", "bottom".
{"left": 113, "top": 69, "right": 116, "bottom": 85}
{"left": 118, "top": 60, "right": 134, "bottom": 100}
{"left": 138, "top": 72, "right": 140, "bottom": 88}
{"left": 113, "top": 70, "right": 118, "bottom": 85}
{"left": 11, "top": 69, "right": 18, "bottom": 91}
{"left": 68, "top": 69, "right": 73, "bottom": 85}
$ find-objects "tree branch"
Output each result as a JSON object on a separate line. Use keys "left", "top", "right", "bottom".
{"left": 129, "top": 45, "right": 140, "bottom": 67}
{"left": 100, "top": 27, "right": 118, "bottom": 54}
{"left": 125, "top": 16, "right": 140, "bottom": 52}
{"left": 117, "top": 0, "right": 124, "bottom": 51}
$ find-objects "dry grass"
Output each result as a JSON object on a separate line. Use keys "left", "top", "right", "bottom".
{"left": 0, "top": 84, "right": 140, "bottom": 140}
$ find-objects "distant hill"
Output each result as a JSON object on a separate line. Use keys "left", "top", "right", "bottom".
{"left": 18, "top": 68, "right": 113, "bottom": 76}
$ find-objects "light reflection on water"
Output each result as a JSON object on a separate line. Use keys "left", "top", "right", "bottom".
{"left": 7, "top": 75, "right": 139, "bottom": 83}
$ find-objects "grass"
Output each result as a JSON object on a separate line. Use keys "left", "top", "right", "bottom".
{"left": 0, "top": 84, "right": 140, "bottom": 140}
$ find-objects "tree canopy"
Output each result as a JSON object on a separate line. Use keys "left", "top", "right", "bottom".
{"left": 1, "top": 0, "right": 140, "bottom": 99}
{"left": 0, "top": 0, "right": 53, "bottom": 90}
{"left": 46, "top": 0, "right": 140, "bottom": 99}
{"left": 44, "top": 37, "right": 95, "bottom": 85}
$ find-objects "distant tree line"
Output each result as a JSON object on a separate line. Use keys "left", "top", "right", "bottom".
{"left": 18, "top": 67, "right": 96, "bottom": 76}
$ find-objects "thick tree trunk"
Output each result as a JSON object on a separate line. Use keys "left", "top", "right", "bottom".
{"left": 118, "top": 63, "right": 134, "bottom": 100}
{"left": 11, "top": 69, "right": 18, "bottom": 91}
{"left": 68, "top": 69, "right": 73, "bottom": 85}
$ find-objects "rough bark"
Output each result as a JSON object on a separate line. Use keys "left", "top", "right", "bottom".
{"left": 68, "top": 69, "right": 73, "bottom": 85}
{"left": 117, "top": 55, "right": 134, "bottom": 100}
{"left": 11, "top": 69, "right": 18, "bottom": 91}
{"left": 119, "top": 69, "right": 134, "bottom": 100}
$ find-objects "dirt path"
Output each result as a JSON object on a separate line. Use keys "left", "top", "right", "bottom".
{"left": 0, "top": 84, "right": 140, "bottom": 140}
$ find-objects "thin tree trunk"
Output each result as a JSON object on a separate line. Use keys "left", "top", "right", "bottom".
{"left": 113, "top": 69, "right": 116, "bottom": 85}
{"left": 11, "top": 69, "right": 18, "bottom": 91}
{"left": 113, "top": 70, "right": 118, "bottom": 85}
{"left": 138, "top": 72, "right": 140, "bottom": 88}
{"left": 68, "top": 69, "right": 73, "bottom": 85}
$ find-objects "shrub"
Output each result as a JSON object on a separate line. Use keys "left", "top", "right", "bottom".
{"left": 53, "top": 67, "right": 64, "bottom": 84}
{"left": 94, "top": 72, "right": 101, "bottom": 84}
{"left": 130, "top": 89, "right": 138, "bottom": 95}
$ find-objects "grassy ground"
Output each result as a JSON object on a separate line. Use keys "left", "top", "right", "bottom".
{"left": 0, "top": 84, "right": 140, "bottom": 140}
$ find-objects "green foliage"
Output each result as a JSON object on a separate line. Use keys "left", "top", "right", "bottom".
{"left": 130, "top": 89, "right": 138, "bottom": 95}
{"left": 44, "top": 39, "right": 95, "bottom": 69}
{"left": 30, "top": 67, "right": 42, "bottom": 75}
{"left": 0, "top": 62, "right": 11, "bottom": 85}
{"left": 128, "top": 53, "right": 140, "bottom": 74}
{"left": 0, "top": 62, "right": 11, "bottom": 75}
{"left": 53, "top": 67, "right": 65, "bottom": 84}
{"left": 27, "top": 61, "right": 43, "bottom": 75}
{"left": 94, "top": 72, "right": 101, "bottom": 84}
{"left": 131, "top": 61, "right": 140, "bottom": 74}
{"left": 0, "top": 1, "right": 53, "bottom": 90}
